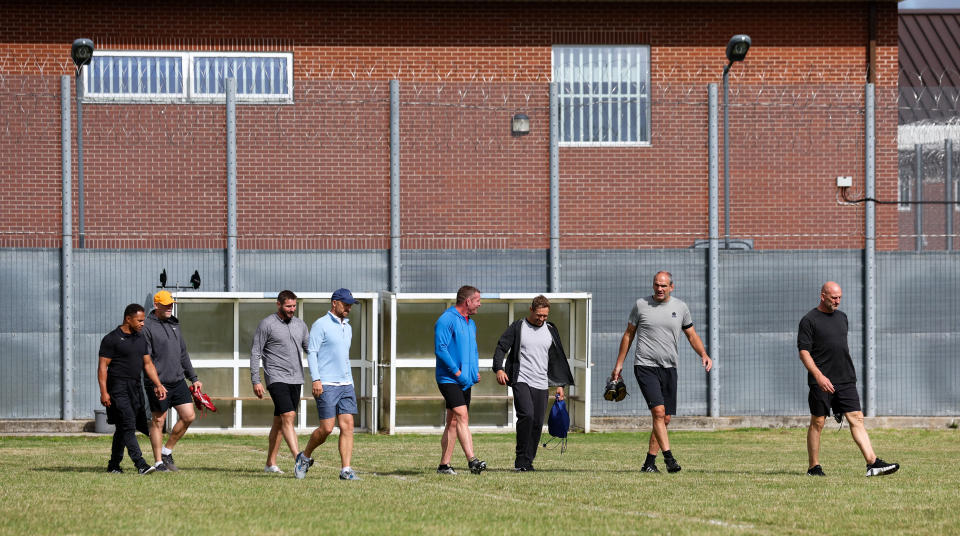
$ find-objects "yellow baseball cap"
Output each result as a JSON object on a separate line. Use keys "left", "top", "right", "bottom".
{"left": 154, "top": 290, "right": 175, "bottom": 305}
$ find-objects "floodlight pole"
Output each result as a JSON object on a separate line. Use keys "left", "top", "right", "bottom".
{"left": 75, "top": 69, "right": 86, "bottom": 248}
{"left": 722, "top": 62, "right": 732, "bottom": 250}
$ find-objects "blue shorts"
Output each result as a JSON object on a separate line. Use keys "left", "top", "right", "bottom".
{"left": 314, "top": 384, "right": 358, "bottom": 420}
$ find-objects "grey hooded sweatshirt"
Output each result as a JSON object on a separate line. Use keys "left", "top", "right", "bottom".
{"left": 144, "top": 310, "right": 198, "bottom": 385}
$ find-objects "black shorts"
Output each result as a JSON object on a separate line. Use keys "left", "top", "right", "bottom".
{"left": 438, "top": 382, "right": 471, "bottom": 409}
{"left": 267, "top": 382, "right": 301, "bottom": 416}
{"left": 808, "top": 382, "right": 861, "bottom": 417}
{"left": 634, "top": 365, "right": 678, "bottom": 415}
{"left": 146, "top": 379, "right": 193, "bottom": 413}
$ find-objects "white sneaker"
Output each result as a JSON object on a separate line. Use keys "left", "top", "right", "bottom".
{"left": 264, "top": 465, "right": 284, "bottom": 474}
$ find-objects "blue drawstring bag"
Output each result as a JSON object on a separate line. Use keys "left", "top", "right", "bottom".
{"left": 542, "top": 398, "right": 570, "bottom": 453}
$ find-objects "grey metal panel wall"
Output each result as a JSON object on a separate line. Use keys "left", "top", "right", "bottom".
{"left": 562, "top": 250, "right": 709, "bottom": 417}
{"left": 0, "top": 249, "right": 61, "bottom": 418}
{"left": 400, "top": 250, "right": 548, "bottom": 293}
{"left": 239, "top": 250, "right": 388, "bottom": 293}
{"left": 876, "top": 252, "right": 960, "bottom": 415}
{"left": 718, "top": 250, "right": 863, "bottom": 415}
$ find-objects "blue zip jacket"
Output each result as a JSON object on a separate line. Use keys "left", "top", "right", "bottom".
{"left": 434, "top": 306, "right": 479, "bottom": 390}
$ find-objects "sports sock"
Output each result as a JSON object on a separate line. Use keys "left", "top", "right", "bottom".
{"left": 154, "top": 461, "right": 163, "bottom": 467}
{"left": 341, "top": 466, "right": 352, "bottom": 473}
{"left": 644, "top": 453, "right": 657, "bottom": 466}
{"left": 663, "top": 450, "right": 675, "bottom": 460}
{"left": 161, "top": 447, "right": 172, "bottom": 455}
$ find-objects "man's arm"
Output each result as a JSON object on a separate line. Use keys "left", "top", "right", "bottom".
{"left": 682, "top": 326, "right": 712, "bottom": 372}
{"left": 306, "top": 324, "right": 324, "bottom": 398}
{"left": 250, "top": 321, "right": 267, "bottom": 399}
{"left": 492, "top": 323, "right": 516, "bottom": 385}
{"left": 799, "top": 349, "right": 834, "bottom": 393}
{"left": 142, "top": 354, "right": 168, "bottom": 400}
{"left": 98, "top": 356, "right": 112, "bottom": 407}
{"left": 434, "top": 318, "right": 462, "bottom": 380}
{"left": 179, "top": 333, "right": 200, "bottom": 386}
{"left": 611, "top": 323, "right": 637, "bottom": 382}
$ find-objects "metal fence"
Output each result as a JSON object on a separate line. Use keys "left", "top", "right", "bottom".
{"left": 0, "top": 69, "right": 957, "bottom": 421}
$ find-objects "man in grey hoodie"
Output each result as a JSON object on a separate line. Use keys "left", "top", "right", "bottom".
{"left": 143, "top": 290, "right": 202, "bottom": 472}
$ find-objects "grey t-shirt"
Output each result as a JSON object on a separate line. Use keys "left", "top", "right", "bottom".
{"left": 516, "top": 319, "right": 552, "bottom": 390}
{"left": 250, "top": 313, "right": 309, "bottom": 387}
{"left": 628, "top": 296, "right": 693, "bottom": 368}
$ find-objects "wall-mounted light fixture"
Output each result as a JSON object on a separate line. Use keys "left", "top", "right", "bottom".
{"left": 511, "top": 113, "right": 530, "bottom": 136}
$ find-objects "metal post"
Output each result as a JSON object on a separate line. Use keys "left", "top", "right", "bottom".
{"left": 915, "top": 143, "right": 923, "bottom": 253}
{"left": 226, "top": 78, "right": 238, "bottom": 292}
{"left": 722, "top": 66, "right": 732, "bottom": 250}
{"left": 61, "top": 76, "right": 74, "bottom": 421}
{"left": 390, "top": 80, "right": 401, "bottom": 292}
{"left": 549, "top": 83, "right": 560, "bottom": 292}
{"left": 864, "top": 83, "right": 876, "bottom": 417}
{"left": 946, "top": 139, "right": 953, "bottom": 251}
{"left": 707, "top": 83, "right": 720, "bottom": 417}
{"left": 75, "top": 72, "right": 86, "bottom": 248}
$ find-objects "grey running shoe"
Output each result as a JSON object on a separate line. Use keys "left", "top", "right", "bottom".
{"left": 294, "top": 452, "right": 314, "bottom": 480}
{"left": 264, "top": 465, "right": 284, "bottom": 474}
{"left": 806, "top": 464, "right": 826, "bottom": 476}
{"left": 664, "top": 457, "right": 682, "bottom": 473}
{"left": 866, "top": 458, "right": 899, "bottom": 477}
{"left": 437, "top": 464, "right": 457, "bottom": 475}
{"left": 154, "top": 462, "right": 170, "bottom": 472}
{"left": 137, "top": 463, "right": 156, "bottom": 475}
{"left": 641, "top": 463, "right": 660, "bottom": 473}
{"left": 161, "top": 453, "right": 178, "bottom": 472}
{"left": 468, "top": 457, "right": 487, "bottom": 475}
{"left": 339, "top": 468, "right": 360, "bottom": 481}
{"left": 106, "top": 464, "right": 123, "bottom": 474}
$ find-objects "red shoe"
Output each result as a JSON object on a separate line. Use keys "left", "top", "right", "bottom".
{"left": 191, "top": 384, "right": 217, "bottom": 416}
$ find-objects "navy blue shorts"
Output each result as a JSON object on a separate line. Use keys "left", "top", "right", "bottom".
{"left": 634, "top": 365, "right": 678, "bottom": 415}
{"left": 267, "top": 382, "right": 301, "bottom": 416}
{"left": 314, "top": 384, "right": 358, "bottom": 420}
{"left": 809, "top": 382, "right": 861, "bottom": 417}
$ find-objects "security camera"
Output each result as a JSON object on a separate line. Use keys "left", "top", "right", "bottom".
{"left": 71, "top": 38, "right": 94, "bottom": 71}
{"left": 725, "top": 35, "right": 751, "bottom": 64}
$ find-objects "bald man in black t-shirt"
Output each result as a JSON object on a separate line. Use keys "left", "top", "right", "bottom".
{"left": 98, "top": 303, "right": 167, "bottom": 475}
{"left": 798, "top": 281, "right": 899, "bottom": 477}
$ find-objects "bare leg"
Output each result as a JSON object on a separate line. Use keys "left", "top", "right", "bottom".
{"left": 266, "top": 415, "right": 282, "bottom": 467}
{"left": 440, "top": 409, "right": 458, "bottom": 465}
{"left": 649, "top": 405, "right": 671, "bottom": 454}
{"left": 807, "top": 415, "right": 826, "bottom": 468}
{"left": 165, "top": 403, "right": 195, "bottom": 450}
{"left": 451, "top": 405, "right": 476, "bottom": 461}
{"left": 149, "top": 411, "right": 167, "bottom": 463}
{"left": 337, "top": 413, "right": 354, "bottom": 468}
{"left": 845, "top": 411, "right": 877, "bottom": 464}
{"left": 279, "top": 411, "right": 300, "bottom": 458}
{"left": 304, "top": 417, "right": 335, "bottom": 458}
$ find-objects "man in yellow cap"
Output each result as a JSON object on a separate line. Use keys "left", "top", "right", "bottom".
{"left": 143, "top": 290, "right": 202, "bottom": 472}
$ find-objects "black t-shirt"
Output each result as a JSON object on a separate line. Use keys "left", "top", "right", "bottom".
{"left": 98, "top": 326, "right": 147, "bottom": 382}
{"left": 797, "top": 308, "right": 856, "bottom": 385}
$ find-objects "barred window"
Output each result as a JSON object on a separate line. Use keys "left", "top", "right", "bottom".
{"left": 83, "top": 51, "right": 293, "bottom": 104}
{"left": 552, "top": 45, "right": 650, "bottom": 145}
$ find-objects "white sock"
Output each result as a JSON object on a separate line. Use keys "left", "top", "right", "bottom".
{"left": 341, "top": 466, "right": 352, "bottom": 473}
{"left": 161, "top": 447, "right": 172, "bottom": 456}
{"left": 154, "top": 461, "right": 163, "bottom": 467}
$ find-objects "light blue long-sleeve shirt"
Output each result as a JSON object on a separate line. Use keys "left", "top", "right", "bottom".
{"left": 307, "top": 311, "right": 353, "bottom": 385}
{"left": 434, "top": 306, "right": 479, "bottom": 390}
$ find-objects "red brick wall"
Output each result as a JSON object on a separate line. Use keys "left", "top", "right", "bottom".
{"left": 0, "top": 1, "right": 900, "bottom": 250}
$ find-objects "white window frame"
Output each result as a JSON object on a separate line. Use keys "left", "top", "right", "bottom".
{"left": 82, "top": 50, "right": 294, "bottom": 104}
{"left": 552, "top": 45, "right": 651, "bottom": 147}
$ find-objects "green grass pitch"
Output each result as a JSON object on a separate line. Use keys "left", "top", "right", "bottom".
{"left": 1, "top": 428, "right": 957, "bottom": 535}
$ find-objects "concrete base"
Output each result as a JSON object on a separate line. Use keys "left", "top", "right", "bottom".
{"left": 591, "top": 415, "right": 960, "bottom": 432}
{"left": 0, "top": 420, "right": 96, "bottom": 434}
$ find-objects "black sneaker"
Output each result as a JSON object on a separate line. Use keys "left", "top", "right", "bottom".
{"left": 641, "top": 463, "right": 660, "bottom": 473}
{"left": 437, "top": 464, "right": 457, "bottom": 475}
{"left": 154, "top": 462, "right": 170, "bottom": 472}
{"left": 468, "top": 457, "right": 487, "bottom": 475}
{"left": 866, "top": 457, "right": 899, "bottom": 477}
{"left": 806, "top": 464, "right": 826, "bottom": 476}
{"left": 161, "top": 453, "right": 179, "bottom": 472}
{"left": 106, "top": 464, "right": 123, "bottom": 474}
{"left": 137, "top": 463, "right": 156, "bottom": 475}
{"left": 664, "top": 457, "right": 682, "bottom": 473}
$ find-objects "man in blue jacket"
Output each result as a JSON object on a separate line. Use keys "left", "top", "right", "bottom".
{"left": 434, "top": 285, "right": 486, "bottom": 475}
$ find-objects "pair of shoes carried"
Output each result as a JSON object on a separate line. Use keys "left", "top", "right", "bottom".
{"left": 866, "top": 458, "right": 899, "bottom": 477}
{"left": 161, "top": 453, "right": 179, "bottom": 472}
{"left": 641, "top": 463, "right": 660, "bottom": 473}
{"left": 437, "top": 464, "right": 457, "bottom": 475}
{"left": 468, "top": 457, "right": 487, "bottom": 475}
{"left": 339, "top": 468, "right": 360, "bottom": 481}
{"left": 664, "top": 457, "right": 682, "bottom": 473}
{"left": 294, "top": 452, "right": 314, "bottom": 480}
{"left": 106, "top": 464, "right": 123, "bottom": 474}
{"left": 806, "top": 464, "right": 826, "bottom": 476}
{"left": 137, "top": 463, "right": 156, "bottom": 475}
{"left": 603, "top": 378, "right": 628, "bottom": 402}
{"left": 264, "top": 465, "right": 284, "bottom": 474}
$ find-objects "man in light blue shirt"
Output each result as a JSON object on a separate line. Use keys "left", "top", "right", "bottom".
{"left": 295, "top": 288, "right": 359, "bottom": 481}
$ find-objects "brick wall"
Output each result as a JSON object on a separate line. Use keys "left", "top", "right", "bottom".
{"left": 0, "top": 1, "right": 900, "bottom": 250}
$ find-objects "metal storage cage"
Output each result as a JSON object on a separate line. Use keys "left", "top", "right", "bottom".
{"left": 379, "top": 292, "right": 591, "bottom": 434}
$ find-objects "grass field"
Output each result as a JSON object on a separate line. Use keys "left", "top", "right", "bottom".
{"left": 1, "top": 428, "right": 956, "bottom": 535}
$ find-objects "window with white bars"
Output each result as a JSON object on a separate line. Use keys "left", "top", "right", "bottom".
{"left": 552, "top": 45, "right": 650, "bottom": 145}
{"left": 83, "top": 51, "right": 293, "bottom": 104}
